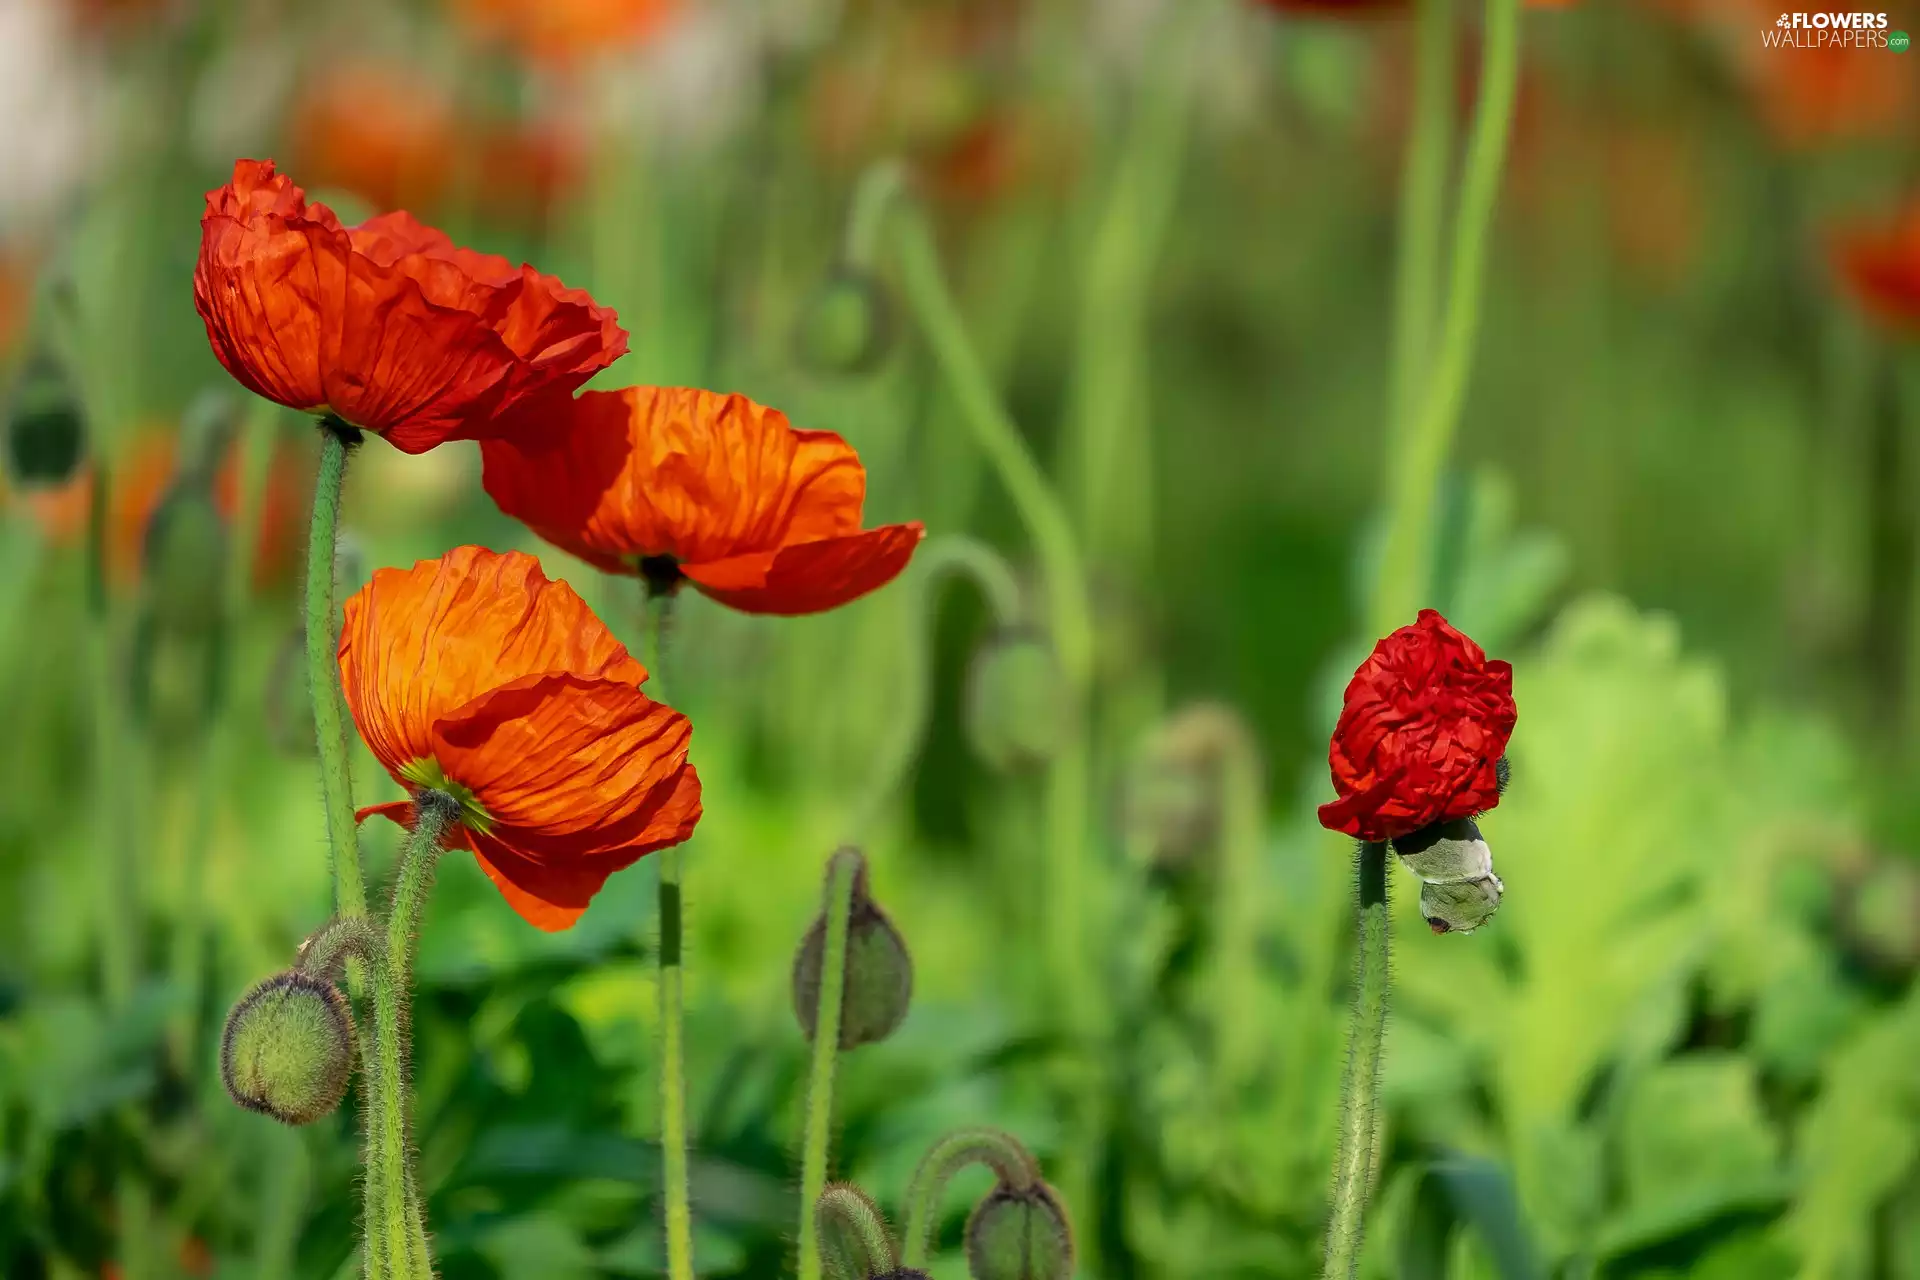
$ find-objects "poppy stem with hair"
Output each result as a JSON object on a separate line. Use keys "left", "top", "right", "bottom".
{"left": 364, "top": 787, "right": 458, "bottom": 1280}
{"left": 1322, "top": 841, "right": 1390, "bottom": 1280}
{"left": 308, "top": 417, "right": 368, "bottom": 922}
{"left": 891, "top": 203, "right": 1103, "bottom": 1215}
{"left": 899, "top": 1128, "right": 1039, "bottom": 1268}
{"left": 795, "top": 849, "right": 860, "bottom": 1280}
{"left": 641, "top": 590, "right": 696, "bottom": 1280}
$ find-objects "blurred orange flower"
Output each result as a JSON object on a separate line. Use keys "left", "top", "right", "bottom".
{"left": 447, "top": 0, "right": 677, "bottom": 65}
{"left": 342, "top": 546, "right": 701, "bottom": 930}
{"left": 290, "top": 63, "right": 578, "bottom": 222}
{"left": 193, "top": 159, "right": 625, "bottom": 454}
{"left": 1255, "top": 0, "right": 1573, "bottom": 13}
{"left": 0, "top": 248, "right": 29, "bottom": 357}
{"left": 3, "top": 426, "right": 303, "bottom": 586}
{"left": 1833, "top": 203, "right": 1920, "bottom": 332}
{"left": 481, "top": 386, "right": 924, "bottom": 616}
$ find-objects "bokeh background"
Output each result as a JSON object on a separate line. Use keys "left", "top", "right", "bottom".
{"left": 4, "top": 0, "right": 1920, "bottom": 1276}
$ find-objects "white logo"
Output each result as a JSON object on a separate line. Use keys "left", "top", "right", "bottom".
{"left": 1764, "top": 11, "right": 1894, "bottom": 45}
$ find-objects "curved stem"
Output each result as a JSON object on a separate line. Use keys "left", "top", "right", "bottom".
{"left": 814, "top": 1185, "right": 897, "bottom": 1280}
{"left": 1322, "top": 842, "right": 1390, "bottom": 1280}
{"left": 843, "top": 160, "right": 907, "bottom": 272}
{"left": 1386, "top": 0, "right": 1458, "bottom": 453}
{"left": 1370, "top": 0, "right": 1524, "bottom": 639}
{"left": 846, "top": 534, "right": 1023, "bottom": 839}
{"left": 900, "top": 1128, "right": 1040, "bottom": 1268}
{"left": 796, "top": 849, "right": 862, "bottom": 1280}
{"left": 308, "top": 422, "right": 366, "bottom": 922}
{"left": 643, "top": 592, "right": 696, "bottom": 1280}
{"left": 365, "top": 791, "right": 456, "bottom": 1280}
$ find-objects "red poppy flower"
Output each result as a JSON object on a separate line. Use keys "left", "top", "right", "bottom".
{"left": 1832, "top": 203, "right": 1920, "bottom": 332}
{"left": 480, "top": 386, "right": 924, "bottom": 615}
{"left": 193, "top": 158, "right": 626, "bottom": 454}
{"left": 1318, "top": 609, "right": 1515, "bottom": 844}
{"left": 340, "top": 546, "right": 701, "bottom": 930}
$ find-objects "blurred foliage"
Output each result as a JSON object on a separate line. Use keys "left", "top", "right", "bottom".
{"left": 2, "top": 0, "right": 1920, "bottom": 1278}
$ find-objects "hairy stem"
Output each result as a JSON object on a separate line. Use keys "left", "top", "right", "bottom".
{"left": 365, "top": 790, "right": 456, "bottom": 1280}
{"left": 1323, "top": 842, "right": 1390, "bottom": 1280}
{"left": 796, "top": 850, "right": 862, "bottom": 1280}
{"left": 900, "top": 1128, "right": 1040, "bottom": 1268}
{"left": 308, "top": 421, "right": 366, "bottom": 921}
{"left": 815, "top": 1185, "right": 898, "bottom": 1280}
{"left": 641, "top": 593, "right": 696, "bottom": 1280}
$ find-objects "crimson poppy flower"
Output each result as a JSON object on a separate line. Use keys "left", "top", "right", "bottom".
{"left": 1832, "top": 203, "right": 1920, "bottom": 332}
{"left": 480, "top": 386, "right": 924, "bottom": 615}
{"left": 1318, "top": 609, "right": 1515, "bottom": 844}
{"left": 340, "top": 546, "right": 700, "bottom": 930}
{"left": 193, "top": 158, "right": 625, "bottom": 454}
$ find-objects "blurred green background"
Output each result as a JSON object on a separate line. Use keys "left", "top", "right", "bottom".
{"left": 4, "top": 0, "right": 1920, "bottom": 1276}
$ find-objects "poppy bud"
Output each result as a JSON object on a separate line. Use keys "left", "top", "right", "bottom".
{"left": 965, "top": 1179, "right": 1075, "bottom": 1280}
{"left": 4, "top": 354, "right": 85, "bottom": 485}
{"left": 795, "top": 266, "right": 893, "bottom": 375}
{"left": 964, "top": 629, "right": 1071, "bottom": 772}
{"left": 141, "top": 476, "right": 228, "bottom": 638}
{"left": 1420, "top": 874, "right": 1504, "bottom": 935}
{"left": 219, "top": 971, "right": 355, "bottom": 1125}
{"left": 793, "top": 850, "right": 914, "bottom": 1049}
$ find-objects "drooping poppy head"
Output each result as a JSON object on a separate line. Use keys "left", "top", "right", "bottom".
{"left": 1832, "top": 203, "right": 1920, "bottom": 333}
{"left": 480, "top": 386, "right": 925, "bottom": 615}
{"left": 340, "top": 546, "right": 701, "bottom": 930}
{"left": 1318, "top": 609, "right": 1516, "bottom": 844}
{"left": 193, "top": 159, "right": 626, "bottom": 454}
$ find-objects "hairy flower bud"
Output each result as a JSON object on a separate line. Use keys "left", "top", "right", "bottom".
{"left": 965, "top": 1179, "right": 1075, "bottom": 1280}
{"left": 219, "top": 971, "right": 355, "bottom": 1125}
{"left": 965, "top": 629, "right": 1071, "bottom": 772}
{"left": 795, "top": 266, "right": 893, "bottom": 375}
{"left": 793, "top": 851, "right": 914, "bottom": 1050}
{"left": 1419, "top": 874, "right": 1505, "bottom": 935}
{"left": 4, "top": 354, "right": 85, "bottom": 485}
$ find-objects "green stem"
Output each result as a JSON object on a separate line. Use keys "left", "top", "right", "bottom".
{"left": 900, "top": 1128, "right": 1040, "bottom": 1269}
{"left": 1323, "top": 842, "right": 1390, "bottom": 1280}
{"left": 892, "top": 197, "right": 1104, "bottom": 1246}
{"left": 308, "top": 421, "right": 366, "bottom": 921}
{"left": 814, "top": 1185, "right": 898, "bottom": 1280}
{"left": 847, "top": 535, "right": 1023, "bottom": 838}
{"left": 1386, "top": 0, "right": 1458, "bottom": 451}
{"left": 796, "top": 849, "right": 862, "bottom": 1280}
{"left": 365, "top": 790, "right": 457, "bottom": 1280}
{"left": 843, "top": 160, "right": 907, "bottom": 272}
{"left": 643, "top": 592, "right": 696, "bottom": 1280}
{"left": 1370, "top": 0, "right": 1524, "bottom": 639}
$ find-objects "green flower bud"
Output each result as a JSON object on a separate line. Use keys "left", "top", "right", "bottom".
{"left": 965, "top": 1179, "right": 1075, "bottom": 1280}
{"left": 965, "top": 629, "right": 1071, "bottom": 772}
{"left": 219, "top": 971, "right": 355, "bottom": 1125}
{"left": 795, "top": 266, "right": 893, "bottom": 375}
{"left": 793, "top": 851, "right": 914, "bottom": 1050}
{"left": 1420, "top": 874, "right": 1504, "bottom": 935}
{"left": 4, "top": 355, "right": 85, "bottom": 486}
{"left": 1390, "top": 817, "right": 1492, "bottom": 885}
{"left": 141, "top": 477, "right": 228, "bottom": 638}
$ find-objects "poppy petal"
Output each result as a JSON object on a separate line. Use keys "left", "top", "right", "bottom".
{"left": 339, "top": 546, "right": 646, "bottom": 787}
{"left": 681, "top": 522, "right": 925, "bottom": 616}
{"left": 480, "top": 385, "right": 870, "bottom": 569}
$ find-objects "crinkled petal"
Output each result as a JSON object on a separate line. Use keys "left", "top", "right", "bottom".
{"left": 681, "top": 523, "right": 925, "bottom": 616}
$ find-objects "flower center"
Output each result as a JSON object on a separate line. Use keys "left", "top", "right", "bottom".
{"left": 634, "top": 554, "right": 685, "bottom": 598}
{"left": 399, "top": 758, "right": 493, "bottom": 835}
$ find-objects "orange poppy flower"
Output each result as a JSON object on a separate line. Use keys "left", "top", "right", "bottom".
{"left": 193, "top": 158, "right": 626, "bottom": 455}
{"left": 480, "top": 386, "right": 924, "bottom": 615}
{"left": 1832, "top": 203, "right": 1920, "bottom": 333}
{"left": 447, "top": 0, "right": 677, "bottom": 66}
{"left": 341, "top": 546, "right": 701, "bottom": 930}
